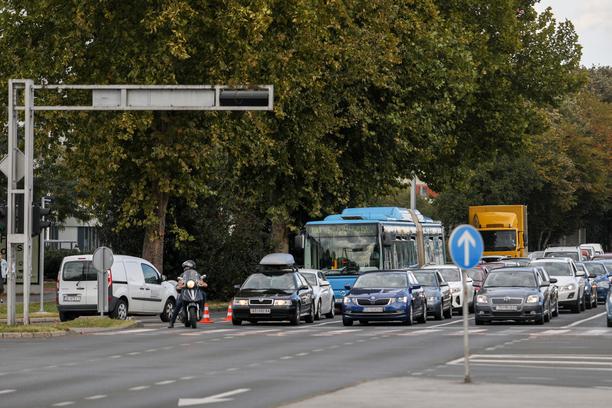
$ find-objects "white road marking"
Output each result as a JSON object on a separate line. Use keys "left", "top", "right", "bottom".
{"left": 109, "top": 355, "right": 122, "bottom": 359}
{"left": 313, "top": 329, "right": 362, "bottom": 336}
{"left": 84, "top": 395, "right": 107, "bottom": 400}
{"left": 0, "top": 373, "right": 8, "bottom": 376}
{"left": 396, "top": 329, "right": 442, "bottom": 336}
{"left": 280, "top": 356, "right": 293, "bottom": 360}
{"left": 578, "top": 329, "right": 609, "bottom": 336}
{"left": 52, "top": 402, "right": 75, "bottom": 407}
{"left": 156, "top": 380, "right": 176, "bottom": 385}
{"left": 295, "top": 352, "right": 309, "bottom": 356}
{"left": 530, "top": 329, "right": 571, "bottom": 336}
{"left": 518, "top": 377, "right": 554, "bottom": 381}
{"left": 180, "top": 376, "right": 196, "bottom": 380}
{"left": 0, "top": 389, "right": 16, "bottom": 395}
{"left": 431, "top": 317, "right": 474, "bottom": 327}
{"left": 145, "top": 348, "right": 158, "bottom": 352}
{"left": 226, "top": 368, "right": 239, "bottom": 372}
{"left": 127, "top": 352, "right": 141, "bottom": 356}
{"left": 129, "top": 385, "right": 151, "bottom": 391}
{"left": 178, "top": 388, "right": 250, "bottom": 407}
{"left": 562, "top": 312, "right": 606, "bottom": 328}
{"left": 233, "top": 329, "right": 280, "bottom": 336}
{"left": 95, "top": 328, "right": 158, "bottom": 335}
{"left": 312, "top": 349, "right": 324, "bottom": 352}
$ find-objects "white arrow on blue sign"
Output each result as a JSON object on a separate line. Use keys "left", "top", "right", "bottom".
{"left": 448, "top": 225, "right": 484, "bottom": 269}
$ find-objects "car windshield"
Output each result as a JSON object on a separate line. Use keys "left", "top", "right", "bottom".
{"left": 353, "top": 273, "right": 407, "bottom": 289}
{"left": 302, "top": 274, "right": 318, "bottom": 287}
{"left": 242, "top": 273, "right": 297, "bottom": 290}
{"left": 532, "top": 262, "right": 573, "bottom": 276}
{"left": 484, "top": 272, "right": 537, "bottom": 288}
{"left": 545, "top": 251, "right": 579, "bottom": 261}
{"left": 466, "top": 269, "right": 484, "bottom": 281}
{"left": 413, "top": 273, "right": 436, "bottom": 286}
{"left": 439, "top": 268, "right": 461, "bottom": 282}
{"left": 583, "top": 263, "right": 607, "bottom": 276}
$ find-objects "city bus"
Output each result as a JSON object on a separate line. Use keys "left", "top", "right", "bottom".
{"left": 298, "top": 207, "right": 446, "bottom": 305}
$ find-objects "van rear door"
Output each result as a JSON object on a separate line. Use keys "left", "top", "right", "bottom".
{"left": 59, "top": 260, "right": 96, "bottom": 307}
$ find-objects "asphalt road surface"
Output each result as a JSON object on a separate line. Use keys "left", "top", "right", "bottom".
{"left": 1, "top": 307, "right": 610, "bottom": 408}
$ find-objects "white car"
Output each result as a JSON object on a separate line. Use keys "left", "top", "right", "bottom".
{"left": 544, "top": 246, "right": 587, "bottom": 262}
{"left": 423, "top": 265, "right": 474, "bottom": 313}
{"left": 57, "top": 254, "right": 178, "bottom": 322}
{"left": 531, "top": 258, "right": 586, "bottom": 313}
{"left": 299, "top": 269, "right": 335, "bottom": 319}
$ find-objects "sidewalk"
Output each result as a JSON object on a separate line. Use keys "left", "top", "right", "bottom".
{"left": 280, "top": 377, "right": 608, "bottom": 408}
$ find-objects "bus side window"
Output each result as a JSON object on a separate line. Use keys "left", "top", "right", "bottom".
{"left": 408, "top": 237, "right": 417, "bottom": 266}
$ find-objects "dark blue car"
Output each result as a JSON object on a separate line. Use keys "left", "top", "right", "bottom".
{"left": 412, "top": 269, "right": 453, "bottom": 320}
{"left": 342, "top": 270, "right": 427, "bottom": 326}
{"left": 582, "top": 262, "right": 610, "bottom": 302}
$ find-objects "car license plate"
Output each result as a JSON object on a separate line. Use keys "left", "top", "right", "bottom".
{"left": 363, "top": 307, "right": 384, "bottom": 313}
{"left": 496, "top": 305, "right": 518, "bottom": 311}
{"left": 63, "top": 295, "right": 81, "bottom": 302}
{"left": 250, "top": 308, "right": 271, "bottom": 314}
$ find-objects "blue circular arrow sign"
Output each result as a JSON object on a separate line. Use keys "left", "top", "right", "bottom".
{"left": 448, "top": 225, "right": 484, "bottom": 269}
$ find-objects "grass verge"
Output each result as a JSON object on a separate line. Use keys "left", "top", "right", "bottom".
{"left": 0, "top": 301, "right": 58, "bottom": 318}
{"left": 0, "top": 316, "right": 136, "bottom": 333}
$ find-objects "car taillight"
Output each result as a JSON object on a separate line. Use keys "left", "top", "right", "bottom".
{"left": 107, "top": 269, "right": 112, "bottom": 287}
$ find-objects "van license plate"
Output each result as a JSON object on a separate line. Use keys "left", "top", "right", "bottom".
{"left": 63, "top": 295, "right": 81, "bottom": 302}
{"left": 251, "top": 308, "right": 271, "bottom": 314}
{"left": 496, "top": 305, "right": 518, "bottom": 311}
{"left": 363, "top": 307, "right": 384, "bottom": 313}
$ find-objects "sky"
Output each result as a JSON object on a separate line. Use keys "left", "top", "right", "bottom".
{"left": 535, "top": 0, "right": 612, "bottom": 67}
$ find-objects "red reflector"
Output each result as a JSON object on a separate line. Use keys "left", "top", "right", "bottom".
{"left": 107, "top": 269, "right": 112, "bottom": 287}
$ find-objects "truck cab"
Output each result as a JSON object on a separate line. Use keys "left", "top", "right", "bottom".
{"left": 469, "top": 205, "right": 527, "bottom": 258}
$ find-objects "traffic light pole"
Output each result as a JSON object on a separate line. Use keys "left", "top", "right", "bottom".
{"left": 39, "top": 197, "right": 46, "bottom": 313}
{"left": 5, "top": 80, "right": 273, "bottom": 325}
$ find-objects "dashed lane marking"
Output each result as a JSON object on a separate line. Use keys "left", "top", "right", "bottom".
{"left": 52, "top": 402, "right": 75, "bottom": 407}
{"left": 129, "top": 386, "right": 151, "bottom": 391}
{"left": 155, "top": 380, "right": 176, "bottom": 385}
{"left": 84, "top": 395, "right": 107, "bottom": 400}
{"left": 0, "top": 389, "right": 16, "bottom": 395}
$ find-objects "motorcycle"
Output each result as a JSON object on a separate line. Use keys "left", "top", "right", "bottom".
{"left": 179, "top": 271, "right": 205, "bottom": 329}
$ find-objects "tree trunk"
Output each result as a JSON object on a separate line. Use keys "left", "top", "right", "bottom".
{"left": 142, "top": 189, "right": 170, "bottom": 273}
{"left": 271, "top": 220, "right": 289, "bottom": 253}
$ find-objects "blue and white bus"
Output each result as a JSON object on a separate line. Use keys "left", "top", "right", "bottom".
{"left": 299, "top": 207, "right": 446, "bottom": 305}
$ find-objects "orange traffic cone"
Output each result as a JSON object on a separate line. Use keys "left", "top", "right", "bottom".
{"left": 199, "top": 303, "right": 214, "bottom": 324}
{"left": 224, "top": 303, "right": 233, "bottom": 322}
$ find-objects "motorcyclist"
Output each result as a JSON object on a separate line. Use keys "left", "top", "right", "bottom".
{"left": 168, "top": 260, "right": 207, "bottom": 328}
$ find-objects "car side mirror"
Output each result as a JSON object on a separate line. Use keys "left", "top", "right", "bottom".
{"left": 233, "top": 284, "right": 241, "bottom": 290}
{"left": 440, "top": 282, "right": 449, "bottom": 287}
{"left": 550, "top": 278, "right": 558, "bottom": 284}
{"left": 589, "top": 273, "right": 596, "bottom": 279}
{"left": 300, "top": 285, "right": 309, "bottom": 291}
{"left": 161, "top": 275, "right": 167, "bottom": 281}
{"left": 411, "top": 284, "right": 422, "bottom": 290}
{"left": 576, "top": 271, "right": 586, "bottom": 277}
{"left": 344, "top": 284, "right": 351, "bottom": 290}
{"left": 466, "top": 277, "right": 473, "bottom": 283}
{"left": 321, "top": 282, "right": 330, "bottom": 287}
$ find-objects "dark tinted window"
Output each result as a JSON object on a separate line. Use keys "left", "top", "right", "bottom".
{"left": 354, "top": 273, "right": 407, "bottom": 288}
{"left": 141, "top": 264, "right": 161, "bottom": 284}
{"left": 413, "top": 272, "right": 436, "bottom": 286}
{"left": 62, "top": 261, "right": 96, "bottom": 281}
{"left": 583, "top": 263, "right": 607, "bottom": 276}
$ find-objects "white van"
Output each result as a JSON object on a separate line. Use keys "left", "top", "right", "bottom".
{"left": 57, "top": 254, "right": 178, "bottom": 322}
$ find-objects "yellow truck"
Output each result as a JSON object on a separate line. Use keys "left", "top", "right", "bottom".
{"left": 468, "top": 205, "right": 527, "bottom": 258}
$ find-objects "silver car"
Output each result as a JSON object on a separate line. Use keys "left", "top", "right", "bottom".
{"left": 531, "top": 257, "right": 586, "bottom": 313}
{"left": 299, "top": 269, "right": 336, "bottom": 319}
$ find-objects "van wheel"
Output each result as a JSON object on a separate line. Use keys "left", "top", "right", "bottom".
{"left": 111, "top": 299, "right": 128, "bottom": 320}
{"left": 159, "top": 298, "right": 175, "bottom": 322}
{"left": 59, "top": 311, "right": 76, "bottom": 322}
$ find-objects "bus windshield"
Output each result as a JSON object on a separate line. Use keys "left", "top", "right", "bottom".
{"left": 305, "top": 224, "right": 379, "bottom": 275}
{"left": 481, "top": 230, "right": 517, "bottom": 252}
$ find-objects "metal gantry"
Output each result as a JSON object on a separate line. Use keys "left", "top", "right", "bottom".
{"left": 4, "top": 80, "right": 274, "bottom": 325}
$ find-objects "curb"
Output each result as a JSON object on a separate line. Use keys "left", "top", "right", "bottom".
{"left": 0, "top": 319, "right": 143, "bottom": 339}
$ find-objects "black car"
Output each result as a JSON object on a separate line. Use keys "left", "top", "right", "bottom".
{"left": 474, "top": 267, "right": 556, "bottom": 325}
{"left": 231, "top": 253, "right": 315, "bottom": 325}
{"left": 412, "top": 269, "right": 453, "bottom": 320}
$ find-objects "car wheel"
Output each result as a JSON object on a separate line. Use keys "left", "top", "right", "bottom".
{"left": 59, "top": 311, "right": 76, "bottom": 322}
{"left": 417, "top": 303, "right": 427, "bottom": 324}
{"left": 342, "top": 317, "right": 353, "bottom": 326}
{"left": 573, "top": 297, "right": 581, "bottom": 313}
{"left": 111, "top": 298, "right": 128, "bottom": 320}
{"left": 534, "top": 313, "right": 545, "bottom": 325}
{"left": 290, "top": 304, "right": 301, "bottom": 326}
{"left": 552, "top": 300, "right": 559, "bottom": 317}
{"left": 325, "top": 299, "right": 335, "bottom": 319}
{"left": 305, "top": 302, "right": 315, "bottom": 323}
{"left": 435, "top": 302, "right": 444, "bottom": 321}
{"left": 586, "top": 294, "right": 592, "bottom": 309}
{"left": 544, "top": 301, "right": 551, "bottom": 323}
{"left": 314, "top": 300, "right": 322, "bottom": 320}
{"left": 608, "top": 319, "right": 612, "bottom": 328}
{"left": 401, "top": 305, "right": 413, "bottom": 326}
{"left": 475, "top": 317, "right": 484, "bottom": 326}
{"left": 232, "top": 317, "right": 242, "bottom": 326}
{"left": 580, "top": 294, "right": 586, "bottom": 311}
{"left": 443, "top": 304, "right": 452, "bottom": 319}
{"left": 159, "top": 298, "right": 175, "bottom": 322}
{"left": 592, "top": 296, "right": 597, "bottom": 308}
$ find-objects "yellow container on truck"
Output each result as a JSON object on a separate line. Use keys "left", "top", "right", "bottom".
{"left": 468, "top": 205, "right": 528, "bottom": 258}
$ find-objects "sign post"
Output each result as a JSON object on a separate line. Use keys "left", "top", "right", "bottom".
{"left": 448, "top": 224, "right": 484, "bottom": 384}
{"left": 92, "top": 246, "right": 114, "bottom": 316}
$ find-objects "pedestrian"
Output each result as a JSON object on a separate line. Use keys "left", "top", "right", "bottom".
{"left": 1, "top": 253, "right": 7, "bottom": 284}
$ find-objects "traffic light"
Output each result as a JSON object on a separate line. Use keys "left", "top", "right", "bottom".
{"left": 32, "top": 205, "right": 51, "bottom": 237}
{"left": 0, "top": 204, "right": 6, "bottom": 234}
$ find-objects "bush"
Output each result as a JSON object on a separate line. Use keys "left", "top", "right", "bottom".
{"left": 44, "top": 249, "right": 80, "bottom": 280}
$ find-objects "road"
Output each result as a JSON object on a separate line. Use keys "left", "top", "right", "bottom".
{"left": 0, "top": 307, "right": 610, "bottom": 408}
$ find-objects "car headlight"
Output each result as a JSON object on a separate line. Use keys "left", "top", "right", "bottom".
{"left": 452, "top": 287, "right": 461, "bottom": 294}
{"left": 562, "top": 284, "right": 577, "bottom": 291}
{"left": 273, "top": 299, "right": 292, "bottom": 306}
{"left": 476, "top": 295, "right": 488, "bottom": 304}
{"left": 526, "top": 295, "right": 540, "bottom": 304}
{"left": 395, "top": 296, "right": 408, "bottom": 303}
{"left": 597, "top": 281, "right": 610, "bottom": 288}
{"left": 343, "top": 297, "right": 353, "bottom": 305}
{"left": 186, "top": 280, "right": 196, "bottom": 289}
{"left": 233, "top": 298, "right": 249, "bottom": 306}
